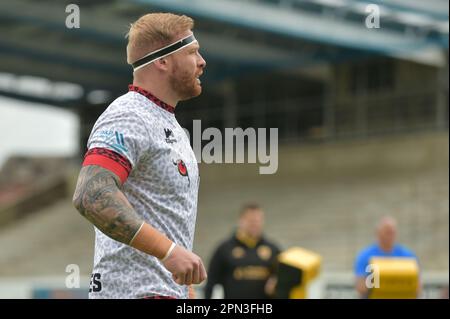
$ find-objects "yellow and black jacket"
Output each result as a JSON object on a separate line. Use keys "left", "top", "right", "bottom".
{"left": 204, "top": 231, "right": 281, "bottom": 299}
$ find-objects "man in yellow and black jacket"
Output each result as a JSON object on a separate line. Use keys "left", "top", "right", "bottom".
{"left": 204, "top": 203, "right": 281, "bottom": 299}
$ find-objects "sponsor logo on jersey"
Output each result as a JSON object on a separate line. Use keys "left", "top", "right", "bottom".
{"left": 164, "top": 128, "right": 177, "bottom": 144}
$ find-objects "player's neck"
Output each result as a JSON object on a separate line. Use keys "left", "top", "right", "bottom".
{"left": 133, "top": 79, "right": 178, "bottom": 108}
{"left": 378, "top": 243, "right": 394, "bottom": 253}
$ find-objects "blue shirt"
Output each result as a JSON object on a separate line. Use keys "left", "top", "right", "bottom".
{"left": 354, "top": 244, "right": 418, "bottom": 277}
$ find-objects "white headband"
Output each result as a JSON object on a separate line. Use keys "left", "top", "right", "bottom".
{"left": 131, "top": 34, "right": 198, "bottom": 72}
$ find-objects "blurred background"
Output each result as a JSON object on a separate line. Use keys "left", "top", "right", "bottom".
{"left": 0, "top": 0, "right": 448, "bottom": 298}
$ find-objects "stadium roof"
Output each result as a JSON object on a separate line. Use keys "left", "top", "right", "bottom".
{"left": 0, "top": 0, "right": 447, "bottom": 106}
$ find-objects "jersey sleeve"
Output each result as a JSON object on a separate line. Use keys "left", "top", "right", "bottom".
{"left": 83, "top": 109, "right": 149, "bottom": 183}
{"left": 269, "top": 242, "right": 282, "bottom": 275}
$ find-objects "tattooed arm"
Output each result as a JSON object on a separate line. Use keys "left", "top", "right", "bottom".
{"left": 73, "top": 164, "right": 208, "bottom": 285}
{"left": 72, "top": 165, "right": 143, "bottom": 244}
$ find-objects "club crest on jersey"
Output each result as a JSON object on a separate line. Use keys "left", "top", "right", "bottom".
{"left": 232, "top": 247, "right": 246, "bottom": 259}
{"left": 164, "top": 128, "right": 177, "bottom": 144}
{"left": 257, "top": 245, "right": 272, "bottom": 261}
{"left": 173, "top": 159, "right": 190, "bottom": 186}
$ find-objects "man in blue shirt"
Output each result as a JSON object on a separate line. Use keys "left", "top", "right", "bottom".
{"left": 354, "top": 216, "right": 419, "bottom": 298}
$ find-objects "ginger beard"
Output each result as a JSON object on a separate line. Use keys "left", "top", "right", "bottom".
{"left": 168, "top": 57, "right": 202, "bottom": 101}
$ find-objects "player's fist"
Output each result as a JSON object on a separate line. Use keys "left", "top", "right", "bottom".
{"left": 162, "top": 245, "right": 207, "bottom": 286}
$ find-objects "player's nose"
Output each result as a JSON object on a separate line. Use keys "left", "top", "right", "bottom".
{"left": 197, "top": 53, "right": 206, "bottom": 69}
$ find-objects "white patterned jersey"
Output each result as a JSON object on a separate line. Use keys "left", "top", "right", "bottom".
{"left": 83, "top": 85, "right": 199, "bottom": 299}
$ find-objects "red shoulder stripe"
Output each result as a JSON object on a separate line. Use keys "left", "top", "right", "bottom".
{"left": 82, "top": 148, "right": 132, "bottom": 184}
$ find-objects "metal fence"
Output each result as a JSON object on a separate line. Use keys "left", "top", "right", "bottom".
{"left": 177, "top": 88, "right": 448, "bottom": 144}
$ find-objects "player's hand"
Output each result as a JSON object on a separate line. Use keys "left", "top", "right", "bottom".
{"left": 265, "top": 276, "right": 278, "bottom": 297}
{"left": 162, "top": 245, "right": 207, "bottom": 286}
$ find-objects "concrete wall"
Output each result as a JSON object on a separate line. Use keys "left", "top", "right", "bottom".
{"left": 196, "top": 131, "right": 449, "bottom": 271}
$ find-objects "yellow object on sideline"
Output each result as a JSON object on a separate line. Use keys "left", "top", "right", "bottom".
{"left": 276, "top": 247, "right": 322, "bottom": 299}
{"left": 368, "top": 257, "right": 419, "bottom": 299}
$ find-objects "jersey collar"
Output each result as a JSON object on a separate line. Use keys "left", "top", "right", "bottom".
{"left": 128, "top": 84, "right": 175, "bottom": 114}
{"left": 235, "top": 230, "right": 261, "bottom": 248}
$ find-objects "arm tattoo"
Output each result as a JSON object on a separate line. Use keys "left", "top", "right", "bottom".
{"left": 73, "top": 165, "right": 143, "bottom": 244}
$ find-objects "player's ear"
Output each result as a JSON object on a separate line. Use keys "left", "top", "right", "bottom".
{"left": 153, "top": 57, "right": 169, "bottom": 71}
